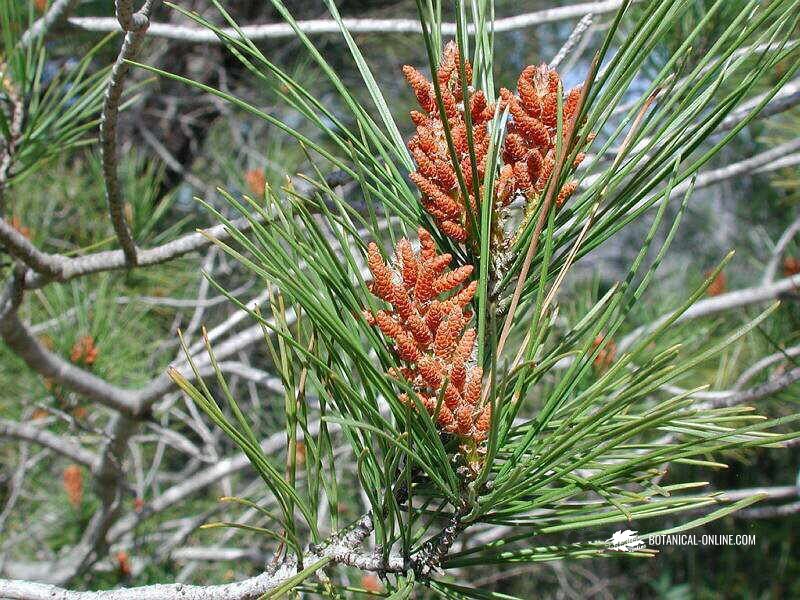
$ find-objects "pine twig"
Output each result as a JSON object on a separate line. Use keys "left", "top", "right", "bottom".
{"left": 410, "top": 509, "right": 468, "bottom": 577}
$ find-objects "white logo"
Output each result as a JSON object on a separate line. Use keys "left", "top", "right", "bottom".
{"left": 606, "top": 529, "right": 646, "bottom": 552}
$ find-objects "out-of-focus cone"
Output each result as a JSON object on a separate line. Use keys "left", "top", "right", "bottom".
{"left": 63, "top": 464, "right": 83, "bottom": 508}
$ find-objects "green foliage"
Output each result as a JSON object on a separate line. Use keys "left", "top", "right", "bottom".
{"left": 1, "top": 2, "right": 115, "bottom": 190}
{"left": 2, "top": 0, "right": 798, "bottom": 597}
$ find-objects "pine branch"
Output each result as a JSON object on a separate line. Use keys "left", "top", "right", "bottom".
{"left": 3, "top": 1, "right": 800, "bottom": 596}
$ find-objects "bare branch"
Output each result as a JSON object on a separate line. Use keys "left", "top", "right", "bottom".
{"left": 21, "top": 213, "right": 262, "bottom": 289}
{"left": 0, "top": 307, "right": 276, "bottom": 418}
{"left": 717, "top": 486, "right": 799, "bottom": 503}
{"left": 65, "top": 1, "right": 627, "bottom": 42}
{"left": 64, "top": 415, "right": 137, "bottom": 581}
{"left": 738, "top": 501, "right": 800, "bottom": 519}
{"left": 702, "top": 366, "right": 800, "bottom": 410}
{"left": 0, "top": 312, "right": 141, "bottom": 415}
{"left": 0, "top": 568, "right": 300, "bottom": 600}
{"left": 718, "top": 78, "right": 800, "bottom": 135}
{"left": 734, "top": 344, "right": 800, "bottom": 389}
{"left": 169, "top": 547, "right": 266, "bottom": 563}
{"left": 0, "top": 218, "right": 64, "bottom": 278}
{"left": 584, "top": 74, "right": 800, "bottom": 165}
{"left": 0, "top": 419, "right": 100, "bottom": 469}
{"left": 140, "top": 422, "right": 209, "bottom": 461}
{"left": 581, "top": 137, "right": 800, "bottom": 193}
{"left": 681, "top": 141, "right": 800, "bottom": 191}
{"left": 550, "top": 13, "right": 594, "bottom": 69}
{"left": 0, "top": 264, "right": 26, "bottom": 319}
{"left": 115, "top": 0, "right": 152, "bottom": 32}
{"left": 607, "top": 43, "right": 800, "bottom": 121}
{"left": 0, "top": 74, "right": 24, "bottom": 213}
{"left": 17, "top": 0, "right": 80, "bottom": 50}
{"left": 100, "top": 0, "right": 162, "bottom": 266}
{"left": 713, "top": 485, "right": 800, "bottom": 519}
{"left": 6, "top": 164, "right": 342, "bottom": 290}
{"left": 106, "top": 421, "right": 320, "bottom": 540}
{"left": 187, "top": 289, "right": 271, "bottom": 356}
{"left": 762, "top": 212, "right": 800, "bottom": 284}
{"left": 2, "top": 541, "right": 405, "bottom": 599}
{"left": 618, "top": 272, "right": 800, "bottom": 353}
{"left": 0, "top": 443, "right": 29, "bottom": 533}
{"left": 0, "top": 504, "right": 407, "bottom": 597}
{"left": 657, "top": 365, "right": 800, "bottom": 417}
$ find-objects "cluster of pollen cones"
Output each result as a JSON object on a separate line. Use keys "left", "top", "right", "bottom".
{"left": 403, "top": 41, "right": 589, "bottom": 245}
{"left": 363, "top": 43, "right": 593, "bottom": 443}
{"left": 364, "top": 228, "right": 490, "bottom": 442}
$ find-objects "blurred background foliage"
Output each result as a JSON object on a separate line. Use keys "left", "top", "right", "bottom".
{"left": 1, "top": 0, "right": 799, "bottom": 598}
